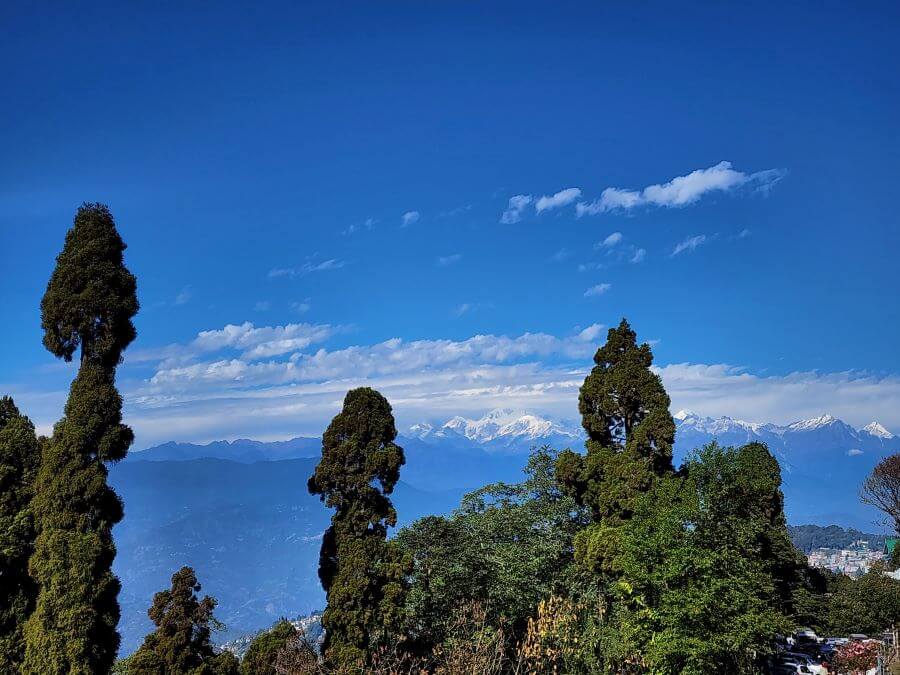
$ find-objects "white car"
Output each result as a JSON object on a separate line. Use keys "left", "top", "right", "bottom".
{"left": 781, "top": 652, "right": 826, "bottom": 675}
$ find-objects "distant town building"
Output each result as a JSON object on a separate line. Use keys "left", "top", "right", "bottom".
{"left": 807, "top": 539, "right": 887, "bottom": 578}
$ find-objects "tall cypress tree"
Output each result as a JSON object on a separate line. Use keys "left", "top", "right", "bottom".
{"left": 308, "top": 387, "right": 409, "bottom": 670}
{"left": 24, "top": 203, "right": 139, "bottom": 674}
{"left": 555, "top": 319, "right": 675, "bottom": 572}
{"left": 0, "top": 396, "right": 41, "bottom": 669}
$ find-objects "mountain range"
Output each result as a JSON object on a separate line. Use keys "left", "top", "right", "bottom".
{"left": 113, "top": 408, "right": 898, "bottom": 655}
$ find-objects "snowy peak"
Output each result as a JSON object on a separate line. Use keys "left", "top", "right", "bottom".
{"left": 863, "top": 421, "right": 895, "bottom": 439}
{"left": 787, "top": 414, "right": 842, "bottom": 432}
{"left": 673, "top": 410, "right": 761, "bottom": 436}
{"left": 412, "top": 408, "right": 583, "bottom": 447}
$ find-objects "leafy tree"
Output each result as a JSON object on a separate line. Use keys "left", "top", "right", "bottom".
{"left": 555, "top": 319, "right": 675, "bottom": 573}
{"left": 397, "top": 447, "right": 588, "bottom": 653}
{"left": 24, "top": 203, "right": 139, "bottom": 674}
{"left": 129, "top": 566, "right": 238, "bottom": 675}
{"left": 599, "top": 443, "right": 794, "bottom": 674}
{"left": 861, "top": 453, "right": 900, "bottom": 533}
{"left": 0, "top": 396, "right": 41, "bottom": 669}
{"left": 307, "top": 387, "right": 409, "bottom": 670}
{"left": 242, "top": 619, "right": 298, "bottom": 675}
{"left": 824, "top": 562, "right": 900, "bottom": 636}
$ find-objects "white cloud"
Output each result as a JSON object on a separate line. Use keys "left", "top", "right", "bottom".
{"left": 597, "top": 232, "right": 623, "bottom": 248}
{"left": 11, "top": 320, "right": 890, "bottom": 448}
{"left": 847, "top": 448, "right": 864, "bottom": 457}
{"left": 630, "top": 248, "right": 646, "bottom": 264}
{"left": 584, "top": 283, "right": 612, "bottom": 297}
{"left": 343, "top": 217, "right": 376, "bottom": 235}
{"left": 437, "top": 254, "right": 462, "bottom": 267}
{"left": 291, "top": 298, "right": 311, "bottom": 314}
{"left": 577, "top": 323, "right": 605, "bottom": 342}
{"left": 173, "top": 321, "right": 338, "bottom": 362}
{"left": 535, "top": 188, "right": 582, "bottom": 213}
{"left": 576, "top": 161, "right": 785, "bottom": 216}
{"left": 500, "top": 194, "right": 532, "bottom": 224}
{"left": 268, "top": 258, "right": 346, "bottom": 279}
{"left": 671, "top": 235, "right": 708, "bottom": 257}
{"left": 655, "top": 363, "right": 900, "bottom": 431}
{"left": 737, "top": 228, "right": 752, "bottom": 238}
{"left": 401, "top": 210, "right": 420, "bottom": 227}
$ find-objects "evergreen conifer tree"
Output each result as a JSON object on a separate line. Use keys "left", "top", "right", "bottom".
{"left": 308, "top": 387, "right": 409, "bottom": 670}
{"left": 23, "top": 203, "right": 139, "bottom": 674}
{"left": 0, "top": 396, "right": 41, "bottom": 669}
{"left": 555, "top": 319, "right": 675, "bottom": 572}
{"left": 241, "top": 619, "right": 298, "bottom": 675}
{"left": 129, "top": 566, "right": 238, "bottom": 675}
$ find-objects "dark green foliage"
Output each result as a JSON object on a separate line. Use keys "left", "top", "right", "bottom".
{"left": 24, "top": 203, "right": 139, "bottom": 674}
{"left": 241, "top": 619, "right": 298, "bottom": 675}
{"left": 40, "top": 203, "right": 138, "bottom": 368}
{"left": 823, "top": 563, "right": 900, "bottom": 636}
{"left": 397, "top": 447, "right": 589, "bottom": 653}
{"left": 128, "top": 567, "right": 237, "bottom": 675}
{"left": 0, "top": 396, "right": 40, "bottom": 670}
{"left": 598, "top": 443, "right": 796, "bottom": 674}
{"left": 556, "top": 319, "right": 675, "bottom": 573}
{"left": 308, "top": 387, "right": 410, "bottom": 669}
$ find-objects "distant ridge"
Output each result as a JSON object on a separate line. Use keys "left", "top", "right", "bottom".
{"left": 128, "top": 436, "right": 321, "bottom": 463}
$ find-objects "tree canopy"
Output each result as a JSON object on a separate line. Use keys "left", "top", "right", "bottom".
{"left": 0, "top": 396, "right": 40, "bottom": 670}
{"left": 308, "top": 387, "right": 409, "bottom": 670}
{"left": 128, "top": 566, "right": 238, "bottom": 675}
{"left": 555, "top": 319, "right": 675, "bottom": 574}
{"left": 241, "top": 619, "right": 298, "bottom": 675}
{"left": 397, "top": 447, "right": 589, "bottom": 654}
{"left": 24, "top": 203, "right": 140, "bottom": 674}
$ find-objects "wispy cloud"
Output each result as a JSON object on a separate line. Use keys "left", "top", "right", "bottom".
{"left": 576, "top": 161, "right": 785, "bottom": 216}
{"left": 535, "top": 187, "right": 582, "bottom": 213}
{"left": 437, "top": 254, "right": 462, "bottom": 267}
{"left": 499, "top": 194, "right": 532, "bottom": 224}
{"left": 671, "top": 235, "right": 708, "bottom": 257}
{"left": 630, "top": 248, "right": 646, "bottom": 264}
{"left": 576, "top": 323, "right": 605, "bottom": 342}
{"left": 551, "top": 248, "right": 571, "bottom": 262}
{"left": 174, "top": 287, "right": 192, "bottom": 306}
{"left": 343, "top": 217, "right": 376, "bottom": 236}
{"left": 584, "top": 283, "right": 612, "bottom": 297}
{"left": 291, "top": 298, "right": 312, "bottom": 314}
{"left": 438, "top": 204, "right": 473, "bottom": 218}
{"left": 253, "top": 300, "right": 271, "bottom": 312}
{"left": 401, "top": 210, "right": 420, "bottom": 227}
{"left": 597, "top": 232, "right": 623, "bottom": 248}
{"left": 268, "top": 258, "right": 346, "bottom": 279}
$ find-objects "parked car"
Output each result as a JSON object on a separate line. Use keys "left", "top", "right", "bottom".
{"left": 781, "top": 652, "right": 826, "bottom": 675}
{"left": 773, "top": 662, "right": 813, "bottom": 674}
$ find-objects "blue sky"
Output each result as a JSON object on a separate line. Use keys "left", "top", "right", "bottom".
{"left": 2, "top": 1, "right": 899, "bottom": 447}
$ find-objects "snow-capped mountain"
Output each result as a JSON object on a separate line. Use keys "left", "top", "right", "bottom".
{"left": 863, "top": 421, "right": 895, "bottom": 440}
{"left": 673, "top": 410, "right": 900, "bottom": 456}
{"left": 408, "top": 408, "right": 584, "bottom": 451}
{"left": 670, "top": 410, "right": 900, "bottom": 530}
